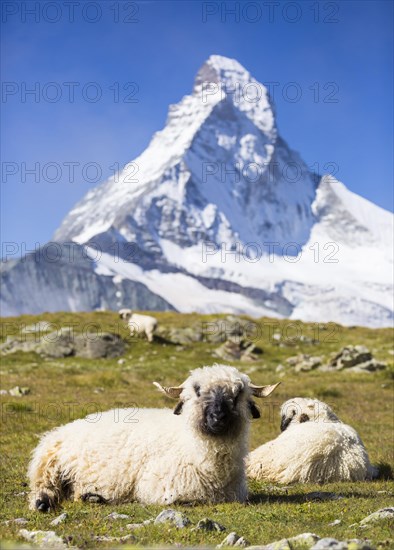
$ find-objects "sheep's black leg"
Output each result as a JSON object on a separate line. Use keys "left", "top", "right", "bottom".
{"left": 81, "top": 492, "right": 108, "bottom": 504}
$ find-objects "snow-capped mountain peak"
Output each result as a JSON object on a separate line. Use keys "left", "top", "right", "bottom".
{"left": 2, "top": 55, "right": 393, "bottom": 327}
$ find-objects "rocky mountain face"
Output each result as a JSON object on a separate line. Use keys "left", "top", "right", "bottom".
{"left": 1, "top": 56, "right": 393, "bottom": 327}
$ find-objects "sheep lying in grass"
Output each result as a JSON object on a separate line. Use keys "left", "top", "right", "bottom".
{"left": 119, "top": 309, "right": 157, "bottom": 342}
{"left": 247, "top": 397, "right": 377, "bottom": 484}
{"left": 28, "top": 364, "right": 280, "bottom": 511}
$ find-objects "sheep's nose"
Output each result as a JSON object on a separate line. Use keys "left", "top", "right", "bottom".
{"left": 208, "top": 408, "right": 226, "bottom": 424}
{"left": 204, "top": 399, "right": 231, "bottom": 435}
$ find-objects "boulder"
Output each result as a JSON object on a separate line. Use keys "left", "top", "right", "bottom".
{"left": 154, "top": 509, "right": 191, "bottom": 528}
{"left": 194, "top": 518, "right": 226, "bottom": 532}
{"left": 284, "top": 354, "right": 323, "bottom": 372}
{"left": 327, "top": 346, "right": 387, "bottom": 372}
{"left": 2, "top": 327, "right": 126, "bottom": 359}
{"left": 73, "top": 332, "right": 124, "bottom": 358}
{"left": 214, "top": 338, "right": 263, "bottom": 362}
{"left": 359, "top": 507, "right": 394, "bottom": 526}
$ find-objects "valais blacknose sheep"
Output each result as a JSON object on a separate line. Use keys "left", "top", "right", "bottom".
{"left": 119, "top": 309, "right": 157, "bottom": 342}
{"left": 28, "top": 365, "right": 280, "bottom": 511}
{"left": 247, "top": 397, "right": 377, "bottom": 484}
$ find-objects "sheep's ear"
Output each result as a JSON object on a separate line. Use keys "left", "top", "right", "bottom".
{"left": 173, "top": 401, "right": 184, "bottom": 415}
{"left": 248, "top": 401, "right": 261, "bottom": 419}
{"left": 249, "top": 382, "right": 281, "bottom": 398}
{"left": 153, "top": 382, "right": 183, "bottom": 399}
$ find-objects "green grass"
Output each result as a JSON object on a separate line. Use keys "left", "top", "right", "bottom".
{"left": 0, "top": 311, "right": 393, "bottom": 548}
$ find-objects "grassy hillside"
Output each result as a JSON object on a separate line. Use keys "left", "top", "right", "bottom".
{"left": 0, "top": 311, "right": 393, "bottom": 549}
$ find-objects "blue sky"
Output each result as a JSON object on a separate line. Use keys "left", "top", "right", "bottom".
{"left": 1, "top": 0, "right": 393, "bottom": 252}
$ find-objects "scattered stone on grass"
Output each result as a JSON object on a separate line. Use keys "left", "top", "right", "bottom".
{"left": 217, "top": 532, "right": 250, "bottom": 547}
{"left": 157, "top": 315, "right": 259, "bottom": 345}
{"left": 311, "top": 539, "right": 374, "bottom": 550}
{"left": 288, "top": 533, "right": 321, "bottom": 546}
{"left": 324, "top": 345, "right": 387, "bottom": 373}
{"left": 284, "top": 354, "right": 323, "bottom": 373}
{"left": 93, "top": 534, "right": 136, "bottom": 543}
{"left": 359, "top": 507, "right": 394, "bottom": 526}
{"left": 193, "top": 518, "right": 226, "bottom": 532}
{"left": 328, "top": 519, "right": 342, "bottom": 526}
{"left": 214, "top": 338, "right": 263, "bottom": 362}
{"left": 127, "top": 519, "right": 153, "bottom": 529}
{"left": 50, "top": 513, "right": 67, "bottom": 526}
{"left": 19, "top": 529, "right": 67, "bottom": 548}
{"left": 154, "top": 509, "right": 191, "bottom": 528}
{"left": 105, "top": 511, "right": 130, "bottom": 520}
{"left": 1, "top": 329, "right": 126, "bottom": 359}
{"left": 3, "top": 518, "right": 28, "bottom": 525}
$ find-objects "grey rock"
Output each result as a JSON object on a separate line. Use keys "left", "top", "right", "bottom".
{"left": 19, "top": 529, "right": 67, "bottom": 548}
{"left": 311, "top": 539, "right": 347, "bottom": 550}
{"left": 50, "top": 513, "right": 67, "bottom": 526}
{"left": 127, "top": 519, "right": 153, "bottom": 529}
{"left": 288, "top": 532, "right": 320, "bottom": 546}
{"left": 0, "top": 338, "right": 38, "bottom": 355}
{"left": 347, "top": 361, "right": 387, "bottom": 373}
{"left": 359, "top": 507, "right": 394, "bottom": 526}
{"left": 38, "top": 328, "right": 75, "bottom": 358}
{"left": 328, "top": 519, "right": 342, "bottom": 526}
{"left": 94, "top": 534, "right": 136, "bottom": 543}
{"left": 311, "top": 539, "right": 374, "bottom": 550}
{"left": 214, "top": 338, "right": 262, "bottom": 362}
{"left": 154, "top": 509, "right": 191, "bottom": 528}
{"left": 0, "top": 389, "right": 8, "bottom": 395}
{"left": 218, "top": 532, "right": 250, "bottom": 548}
{"left": 327, "top": 345, "right": 387, "bottom": 372}
{"left": 4, "top": 328, "right": 126, "bottom": 359}
{"left": 247, "top": 533, "right": 320, "bottom": 550}
{"left": 4, "top": 518, "right": 28, "bottom": 525}
{"left": 73, "top": 332, "right": 125, "bottom": 359}
{"left": 194, "top": 518, "right": 226, "bottom": 532}
{"left": 235, "top": 537, "right": 251, "bottom": 547}
{"left": 105, "top": 511, "right": 130, "bottom": 520}
{"left": 285, "top": 354, "right": 322, "bottom": 372}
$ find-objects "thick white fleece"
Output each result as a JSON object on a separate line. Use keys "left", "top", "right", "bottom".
{"left": 247, "top": 398, "right": 377, "bottom": 483}
{"left": 29, "top": 365, "right": 260, "bottom": 507}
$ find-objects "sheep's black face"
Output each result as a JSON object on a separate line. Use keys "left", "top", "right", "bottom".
{"left": 280, "top": 410, "right": 295, "bottom": 432}
{"left": 201, "top": 387, "right": 240, "bottom": 437}
{"left": 280, "top": 409, "right": 311, "bottom": 431}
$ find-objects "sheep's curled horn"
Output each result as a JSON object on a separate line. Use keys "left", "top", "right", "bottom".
{"left": 153, "top": 382, "right": 183, "bottom": 398}
{"left": 249, "top": 382, "right": 281, "bottom": 397}
{"left": 153, "top": 381, "right": 280, "bottom": 398}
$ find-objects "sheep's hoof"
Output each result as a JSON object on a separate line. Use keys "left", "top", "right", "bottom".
{"left": 35, "top": 498, "right": 50, "bottom": 512}
{"left": 81, "top": 492, "right": 107, "bottom": 504}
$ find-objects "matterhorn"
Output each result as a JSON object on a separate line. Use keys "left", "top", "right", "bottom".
{"left": 1, "top": 55, "right": 392, "bottom": 328}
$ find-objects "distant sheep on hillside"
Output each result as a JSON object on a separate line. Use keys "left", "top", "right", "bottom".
{"left": 247, "top": 397, "right": 377, "bottom": 484}
{"left": 28, "top": 364, "right": 280, "bottom": 510}
{"left": 119, "top": 309, "right": 157, "bottom": 342}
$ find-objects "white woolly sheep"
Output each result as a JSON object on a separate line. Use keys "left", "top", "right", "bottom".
{"left": 28, "top": 364, "right": 280, "bottom": 511}
{"left": 247, "top": 397, "right": 377, "bottom": 484}
{"left": 119, "top": 309, "right": 157, "bottom": 342}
